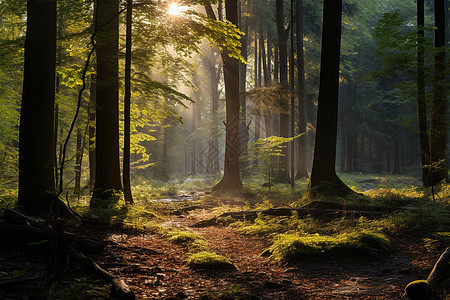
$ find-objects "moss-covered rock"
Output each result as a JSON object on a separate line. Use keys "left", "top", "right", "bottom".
{"left": 187, "top": 251, "right": 235, "bottom": 270}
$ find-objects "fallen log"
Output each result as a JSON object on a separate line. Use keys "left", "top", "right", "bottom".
{"left": 405, "top": 247, "right": 450, "bottom": 300}
{"left": 0, "top": 223, "right": 103, "bottom": 253}
{"left": 69, "top": 249, "right": 135, "bottom": 300}
{"left": 191, "top": 206, "right": 383, "bottom": 228}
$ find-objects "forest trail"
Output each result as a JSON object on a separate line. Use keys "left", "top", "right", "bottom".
{"left": 89, "top": 208, "right": 436, "bottom": 299}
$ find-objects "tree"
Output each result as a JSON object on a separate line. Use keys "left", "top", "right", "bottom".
{"left": 295, "top": 0, "right": 309, "bottom": 180}
{"left": 91, "top": 0, "right": 123, "bottom": 206}
{"left": 123, "top": 0, "right": 134, "bottom": 204}
{"left": 274, "top": 0, "right": 290, "bottom": 183}
{"left": 307, "top": 0, "right": 353, "bottom": 196}
{"left": 18, "top": 0, "right": 57, "bottom": 212}
{"left": 416, "top": 0, "right": 432, "bottom": 186}
{"left": 205, "top": 0, "right": 243, "bottom": 192}
{"left": 430, "top": 0, "right": 447, "bottom": 184}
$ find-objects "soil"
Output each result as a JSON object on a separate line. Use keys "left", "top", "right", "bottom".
{"left": 0, "top": 206, "right": 448, "bottom": 299}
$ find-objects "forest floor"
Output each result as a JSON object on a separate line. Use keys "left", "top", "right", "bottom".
{"left": 0, "top": 177, "right": 449, "bottom": 299}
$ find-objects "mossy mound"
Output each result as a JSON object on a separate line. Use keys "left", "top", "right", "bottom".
{"left": 188, "top": 251, "right": 235, "bottom": 270}
{"left": 268, "top": 230, "right": 391, "bottom": 261}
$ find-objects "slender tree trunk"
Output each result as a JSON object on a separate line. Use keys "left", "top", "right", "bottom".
{"left": 91, "top": 0, "right": 123, "bottom": 205}
{"left": 207, "top": 48, "right": 221, "bottom": 175}
{"left": 123, "top": 0, "right": 134, "bottom": 203}
{"left": 417, "top": 0, "right": 432, "bottom": 186}
{"left": 289, "top": 0, "right": 295, "bottom": 186}
{"left": 18, "top": 0, "right": 57, "bottom": 212}
{"left": 239, "top": 10, "right": 249, "bottom": 177}
{"left": 295, "top": 0, "right": 308, "bottom": 179}
{"left": 74, "top": 128, "right": 82, "bottom": 198}
{"left": 307, "top": 0, "right": 353, "bottom": 196}
{"left": 275, "top": 0, "right": 290, "bottom": 183}
{"left": 274, "top": 43, "right": 279, "bottom": 82}
{"left": 260, "top": 28, "right": 269, "bottom": 87}
{"left": 430, "top": 0, "right": 448, "bottom": 184}
{"left": 88, "top": 75, "right": 96, "bottom": 190}
{"left": 267, "top": 31, "right": 272, "bottom": 85}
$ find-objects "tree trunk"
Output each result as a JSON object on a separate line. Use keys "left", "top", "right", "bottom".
{"left": 207, "top": 47, "right": 221, "bottom": 175}
{"left": 18, "top": 0, "right": 57, "bottom": 212}
{"left": 74, "top": 129, "right": 82, "bottom": 198}
{"left": 239, "top": 12, "right": 249, "bottom": 177}
{"left": 275, "top": 0, "right": 290, "bottom": 183}
{"left": 123, "top": 0, "right": 134, "bottom": 204}
{"left": 295, "top": 0, "right": 308, "bottom": 179}
{"left": 211, "top": 0, "right": 243, "bottom": 192}
{"left": 91, "top": 0, "right": 123, "bottom": 204}
{"left": 88, "top": 75, "right": 96, "bottom": 190}
{"left": 430, "top": 0, "right": 447, "bottom": 184}
{"left": 307, "top": 0, "right": 352, "bottom": 197}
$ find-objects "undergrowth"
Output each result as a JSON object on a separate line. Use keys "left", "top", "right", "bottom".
{"left": 268, "top": 230, "right": 391, "bottom": 260}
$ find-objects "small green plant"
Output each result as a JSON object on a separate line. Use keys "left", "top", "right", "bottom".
{"left": 268, "top": 230, "right": 391, "bottom": 261}
{"left": 187, "top": 251, "right": 235, "bottom": 270}
{"left": 246, "top": 134, "right": 302, "bottom": 191}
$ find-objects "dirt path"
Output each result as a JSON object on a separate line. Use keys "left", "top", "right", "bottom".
{"left": 0, "top": 209, "right": 440, "bottom": 299}
{"left": 93, "top": 211, "right": 437, "bottom": 299}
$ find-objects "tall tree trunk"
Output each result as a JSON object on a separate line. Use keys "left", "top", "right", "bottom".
{"left": 430, "top": 0, "right": 448, "bottom": 184}
{"left": 207, "top": 48, "right": 221, "bottom": 175}
{"left": 74, "top": 129, "right": 82, "bottom": 198}
{"left": 417, "top": 0, "right": 432, "bottom": 186}
{"left": 18, "top": 0, "right": 57, "bottom": 212}
{"left": 88, "top": 75, "right": 96, "bottom": 190}
{"left": 91, "top": 0, "right": 123, "bottom": 205}
{"left": 275, "top": 0, "right": 290, "bottom": 183}
{"left": 307, "top": 0, "right": 352, "bottom": 196}
{"left": 123, "top": 0, "right": 134, "bottom": 203}
{"left": 239, "top": 11, "right": 249, "bottom": 177}
{"left": 267, "top": 30, "right": 272, "bottom": 85}
{"left": 289, "top": 0, "right": 295, "bottom": 186}
{"left": 208, "top": 0, "right": 243, "bottom": 192}
{"left": 191, "top": 102, "right": 197, "bottom": 175}
{"left": 295, "top": 0, "right": 308, "bottom": 179}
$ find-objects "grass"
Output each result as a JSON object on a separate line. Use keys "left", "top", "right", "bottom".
{"left": 268, "top": 230, "right": 392, "bottom": 261}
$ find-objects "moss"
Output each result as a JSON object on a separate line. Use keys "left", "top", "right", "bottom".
{"left": 405, "top": 280, "right": 435, "bottom": 300}
{"left": 187, "top": 251, "right": 235, "bottom": 270}
{"left": 165, "top": 230, "right": 205, "bottom": 245}
{"left": 268, "top": 230, "right": 391, "bottom": 261}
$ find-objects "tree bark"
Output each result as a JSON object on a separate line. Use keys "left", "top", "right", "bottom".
{"left": 307, "top": 0, "right": 353, "bottom": 197}
{"left": 88, "top": 75, "right": 96, "bottom": 190}
{"left": 207, "top": 1, "right": 243, "bottom": 192}
{"left": 430, "top": 0, "right": 447, "bottom": 184}
{"left": 91, "top": 0, "right": 123, "bottom": 204}
{"left": 18, "top": 0, "right": 57, "bottom": 212}
{"left": 275, "top": 0, "right": 290, "bottom": 183}
{"left": 123, "top": 0, "right": 134, "bottom": 204}
{"left": 295, "top": 0, "right": 308, "bottom": 179}
{"left": 74, "top": 128, "right": 82, "bottom": 198}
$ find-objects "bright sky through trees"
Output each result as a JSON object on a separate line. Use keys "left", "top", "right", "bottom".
{"left": 167, "top": 2, "right": 188, "bottom": 17}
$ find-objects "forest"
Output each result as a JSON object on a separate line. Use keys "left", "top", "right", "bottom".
{"left": 0, "top": 0, "right": 449, "bottom": 299}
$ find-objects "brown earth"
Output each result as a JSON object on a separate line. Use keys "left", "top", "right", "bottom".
{"left": 0, "top": 207, "right": 447, "bottom": 299}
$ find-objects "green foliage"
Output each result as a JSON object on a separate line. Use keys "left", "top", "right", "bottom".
{"left": 268, "top": 230, "right": 391, "bottom": 261}
{"left": 246, "top": 134, "right": 303, "bottom": 186}
{"left": 187, "top": 251, "right": 235, "bottom": 270}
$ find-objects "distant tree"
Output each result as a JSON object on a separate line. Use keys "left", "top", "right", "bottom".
{"left": 274, "top": 0, "right": 290, "bottom": 183}
{"left": 430, "top": 0, "right": 447, "bottom": 184}
{"left": 416, "top": 0, "right": 432, "bottom": 185}
{"left": 307, "top": 0, "right": 353, "bottom": 196}
{"left": 91, "top": 0, "right": 123, "bottom": 206}
{"left": 295, "top": 0, "right": 309, "bottom": 180}
{"left": 18, "top": 0, "right": 57, "bottom": 212}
